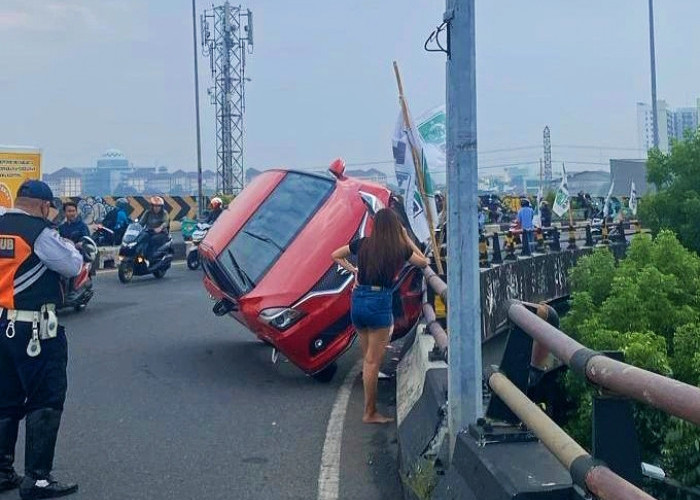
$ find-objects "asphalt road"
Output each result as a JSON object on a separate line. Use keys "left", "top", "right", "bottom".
{"left": 0, "top": 264, "right": 402, "bottom": 500}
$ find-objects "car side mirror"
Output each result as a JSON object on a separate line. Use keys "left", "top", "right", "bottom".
{"left": 213, "top": 299, "right": 238, "bottom": 316}
{"left": 328, "top": 158, "right": 346, "bottom": 179}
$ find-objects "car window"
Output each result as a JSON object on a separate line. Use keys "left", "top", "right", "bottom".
{"left": 216, "top": 172, "right": 334, "bottom": 296}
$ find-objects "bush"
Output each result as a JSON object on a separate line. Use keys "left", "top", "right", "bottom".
{"left": 562, "top": 231, "right": 700, "bottom": 488}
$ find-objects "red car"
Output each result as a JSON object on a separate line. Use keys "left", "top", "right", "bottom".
{"left": 198, "top": 159, "right": 424, "bottom": 381}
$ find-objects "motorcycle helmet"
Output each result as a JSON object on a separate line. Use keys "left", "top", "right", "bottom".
{"left": 79, "top": 236, "right": 98, "bottom": 263}
{"left": 116, "top": 197, "right": 129, "bottom": 208}
{"left": 150, "top": 196, "right": 165, "bottom": 206}
{"left": 210, "top": 197, "right": 223, "bottom": 209}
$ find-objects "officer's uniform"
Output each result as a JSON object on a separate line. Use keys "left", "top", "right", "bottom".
{"left": 0, "top": 190, "right": 82, "bottom": 498}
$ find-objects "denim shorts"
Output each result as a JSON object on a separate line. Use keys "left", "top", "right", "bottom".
{"left": 351, "top": 285, "right": 394, "bottom": 330}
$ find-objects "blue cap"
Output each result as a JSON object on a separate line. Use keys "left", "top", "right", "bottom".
{"left": 17, "top": 180, "right": 56, "bottom": 207}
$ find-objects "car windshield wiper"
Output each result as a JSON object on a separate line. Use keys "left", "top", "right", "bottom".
{"left": 242, "top": 230, "right": 284, "bottom": 252}
{"left": 226, "top": 249, "right": 255, "bottom": 289}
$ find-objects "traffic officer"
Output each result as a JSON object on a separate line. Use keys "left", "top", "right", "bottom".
{"left": 0, "top": 180, "right": 83, "bottom": 499}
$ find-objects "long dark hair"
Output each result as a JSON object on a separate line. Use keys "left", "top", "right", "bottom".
{"left": 359, "top": 208, "right": 409, "bottom": 285}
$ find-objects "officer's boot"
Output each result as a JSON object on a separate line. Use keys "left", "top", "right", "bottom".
{"left": 20, "top": 409, "right": 78, "bottom": 499}
{"left": 0, "top": 417, "right": 22, "bottom": 492}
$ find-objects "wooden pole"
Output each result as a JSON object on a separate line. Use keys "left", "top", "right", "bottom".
{"left": 392, "top": 61, "right": 444, "bottom": 275}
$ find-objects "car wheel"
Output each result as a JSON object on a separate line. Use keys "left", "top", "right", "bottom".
{"left": 311, "top": 362, "right": 338, "bottom": 383}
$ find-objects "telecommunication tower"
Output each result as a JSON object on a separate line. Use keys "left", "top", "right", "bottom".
{"left": 543, "top": 126, "right": 552, "bottom": 183}
{"left": 201, "top": 3, "right": 253, "bottom": 195}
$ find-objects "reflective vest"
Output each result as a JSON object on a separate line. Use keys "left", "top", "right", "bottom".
{"left": 0, "top": 212, "right": 62, "bottom": 311}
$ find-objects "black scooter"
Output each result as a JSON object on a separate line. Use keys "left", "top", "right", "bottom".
{"left": 117, "top": 223, "right": 173, "bottom": 283}
{"left": 60, "top": 236, "right": 98, "bottom": 312}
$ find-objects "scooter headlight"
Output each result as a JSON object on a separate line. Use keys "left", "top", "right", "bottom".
{"left": 259, "top": 307, "right": 306, "bottom": 331}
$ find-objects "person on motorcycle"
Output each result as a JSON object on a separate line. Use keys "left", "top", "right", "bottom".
{"left": 206, "top": 197, "right": 223, "bottom": 224}
{"left": 139, "top": 196, "right": 170, "bottom": 261}
{"left": 100, "top": 198, "right": 130, "bottom": 244}
{"left": 58, "top": 201, "right": 90, "bottom": 244}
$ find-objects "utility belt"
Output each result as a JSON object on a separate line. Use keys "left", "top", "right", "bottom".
{"left": 1, "top": 304, "right": 58, "bottom": 358}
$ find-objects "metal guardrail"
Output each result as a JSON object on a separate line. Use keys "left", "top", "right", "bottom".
{"left": 507, "top": 301, "right": 700, "bottom": 426}
{"left": 485, "top": 368, "right": 655, "bottom": 500}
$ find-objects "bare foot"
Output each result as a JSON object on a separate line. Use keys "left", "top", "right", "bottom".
{"left": 363, "top": 412, "right": 395, "bottom": 424}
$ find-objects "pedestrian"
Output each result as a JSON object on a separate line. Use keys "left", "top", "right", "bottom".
{"left": 517, "top": 199, "right": 535, "bottom": 251}
{"left": 331, "top": 209, "right": 429, "bottom": 424}
{"left": 540, "top": 201, "right": 552, "bottom": 228}
{"left": 0, "top": 180, "right": 83, "bottom": 498}
{"left": 57, "top": 201, "right": 90, "bottom": 244}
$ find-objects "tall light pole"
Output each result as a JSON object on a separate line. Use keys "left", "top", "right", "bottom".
{"left": 192, "top": 0, "right": 204, "bottom": 216}
{"left": 648, "top": 0, "right": 659, "bottom": 149}
{"left": 445, "top": 0, "right": 483, "bottom": 454}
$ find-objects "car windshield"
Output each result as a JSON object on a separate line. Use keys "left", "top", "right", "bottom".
{"left": 216, "top": 172, "right": 334, "bottom": 297}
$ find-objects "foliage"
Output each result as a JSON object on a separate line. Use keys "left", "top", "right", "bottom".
{"left": 562, "top": 231, "right": 700, "bottom": 489}
{"left": 640, "top": 130, "right": 700, "bottom": 255}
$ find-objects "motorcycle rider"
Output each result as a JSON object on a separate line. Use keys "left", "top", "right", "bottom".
{"left": 0, "top": 180, "right": 83, "bottom": 498}
{"left": 100, "top": 198, "right": 130, "bottom": 245}
{"left": 57, "top": 202, "right": 89, "bottom": 245}
{"left": 205, "top": 197, "right": 223, "bottom": 224}
{"left": 139, "top": 196, "right": 170, "bottom": 262}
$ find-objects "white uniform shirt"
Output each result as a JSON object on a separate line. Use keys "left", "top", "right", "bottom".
{"left": 0, "top": 207, "right": 83, "bottom": 278}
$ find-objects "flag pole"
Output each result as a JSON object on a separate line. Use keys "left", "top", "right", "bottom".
{"left": 564, "top": 162, "right": 574, "bottom": 227}
{"left": 393, "top": 61, "right": 444, "bottom": 275}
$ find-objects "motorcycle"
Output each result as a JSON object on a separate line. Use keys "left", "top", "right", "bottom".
{"left": 117, "top": 222, "right": 173, "bottom": 283}
{"left": 186, "top": 222, "right": 211, "bottom": 270}
{"left": 61, "top": 236, "right": 98, "bottom": 312}
{"left": 91, "top": 225, "right": 116, "bottom": 246}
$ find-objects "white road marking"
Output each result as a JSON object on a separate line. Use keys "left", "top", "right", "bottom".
{"left": 317, "top": 359, "right": 362, "bottom": 500}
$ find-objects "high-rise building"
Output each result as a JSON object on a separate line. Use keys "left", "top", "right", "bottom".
{"left": 637, "top": 99, "right": 700, "bottom": 153}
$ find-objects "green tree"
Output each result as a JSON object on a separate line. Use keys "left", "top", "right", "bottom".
{"left": 561, "top": 232, "right": 700, "bottom": 488}
{"left": 640, "top": 130, "right": 700, "bottom": 255}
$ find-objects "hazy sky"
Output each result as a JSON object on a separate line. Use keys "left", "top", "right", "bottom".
{"left": 2, "top": 0, "right": 700, "bottom": 177}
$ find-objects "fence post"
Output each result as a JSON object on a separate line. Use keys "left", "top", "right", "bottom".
{"left": 585, "top": 225, "right": 594, "bottom": 247}
{"left": 491, "top": 232, "right": 503, "bottom": 264}
{"left": 549, "top": 227, "right": 561, "bottom": 252}
{"left": 567, "top": 224, "right": 577, "bottom": 250}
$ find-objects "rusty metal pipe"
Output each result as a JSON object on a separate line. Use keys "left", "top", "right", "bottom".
{"left": 507, "top": 301, "right": 700, "bottom": 427}
{"left": 422, "top": 302, "right": 448, "bottom": 356}
{"left": 487, "top": 370, "right": 656, "bottom": 500}
{"left": 422, "top": 266, "right": 447, "bottom": 301}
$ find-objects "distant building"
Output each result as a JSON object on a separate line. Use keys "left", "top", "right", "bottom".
{"left": 43, "top": 168, "right": 82, "bottom": 197}
{"left": 550, "top": 170, "right": 611, "bottom": 197}
{"left": 637, "top": 99, "right": 700, "bottom": 153}
{"left": 346, "top": 168, "right": 387, "bottom": 185}
{"left": 610, "top": 159, "right": 651, "bottom": 196}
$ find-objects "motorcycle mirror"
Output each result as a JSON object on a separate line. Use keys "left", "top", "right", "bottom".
{"left": 213, "top": 299, "right": 237, "bottom": 316}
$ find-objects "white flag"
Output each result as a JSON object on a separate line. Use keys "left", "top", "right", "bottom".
{"left": 629, "top": 182, "right": 638, "bottom": 216}
{"left": 552, "top": 167, "right": 570, "bottom": 217}
{"left": 533, "top": 185, "right": 543, "bottom": 227}
{"left": 392, "top": 113, "right": 437, "bottom": 244}
{"left": 603, "top": 181, "right": 615, "bottom": 219}
{"left": 416, "top": 105, "right": 446, "bottom": 186}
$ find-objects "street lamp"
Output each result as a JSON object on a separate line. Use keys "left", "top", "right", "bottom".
{"left": 648, "top": 0, "right": 659, "bottom": 150}
{"left": 192, "top": 0, "right": 205, "bottom": 217}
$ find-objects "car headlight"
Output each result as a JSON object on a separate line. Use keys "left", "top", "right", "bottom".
{"left": 259, "top": 307, "right": 306, "bottom": 331}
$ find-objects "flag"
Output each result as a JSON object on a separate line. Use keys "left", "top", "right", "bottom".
{"left": 552, "top": 167, "right": 570, "bottom": 217}
{"left": 603, "top": 181, "right": 615, "bottom": 219}
{"left": 392, "top": 113, "right": 438, "bottom": 244}
{"left": 416, "top": 105, "right": 446, "bottom": 186}
{"left": 532, "top": 185, "right": 543, "bottom": 227}
{"left": 629, "top": 182, "right": 638, "bottom": 216}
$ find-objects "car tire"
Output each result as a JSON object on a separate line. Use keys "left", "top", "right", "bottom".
{"left": 187, "top": 250, "right": 200, "bottom": 270}
{"left": 311, "top": 362, "right": 338, "bottom": 383}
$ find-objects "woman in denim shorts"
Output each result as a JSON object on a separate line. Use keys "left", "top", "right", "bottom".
{"left": 332, "top": 209, "right": 429, "bottom": 424}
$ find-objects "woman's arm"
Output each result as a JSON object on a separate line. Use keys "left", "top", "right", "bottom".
{"left": 402, "top": 228, "right": 430, "bottom": 268}
{"left": 331, "top": 245, "right": 358, "bottom": 275}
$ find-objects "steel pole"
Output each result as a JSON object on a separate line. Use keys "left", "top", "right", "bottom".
{"left": 445, "top": 0, "right": 483, "bottom": 454}
{"left": 648, "top": 0, "right": 659, "bottom": 150}
{"left": 192, "top": 0, "right": 205, "bottom": 217}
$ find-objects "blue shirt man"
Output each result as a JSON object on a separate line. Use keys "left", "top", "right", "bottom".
{"left": 58, "top": 201, "right": 90, "bottom": 243}
{"left": 517, "top": 200, "right": 534, "bottom": 231}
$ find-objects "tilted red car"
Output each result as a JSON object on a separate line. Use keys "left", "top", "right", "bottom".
{"left": 198, "top": 160, "right": 423, "bottom": 381}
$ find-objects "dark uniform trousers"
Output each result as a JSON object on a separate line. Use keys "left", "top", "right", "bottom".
{"left": 0, "top": 320, "right": 68, "bottom": 481}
